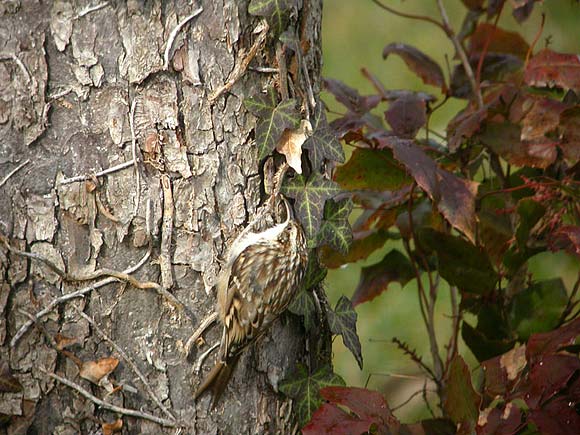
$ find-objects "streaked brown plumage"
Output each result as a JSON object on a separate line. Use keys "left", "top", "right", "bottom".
{"left": 194, "top": 198, "right": 308, "bottom": 406}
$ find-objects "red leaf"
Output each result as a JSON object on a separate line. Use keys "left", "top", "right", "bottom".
{"left": 302, "top": 403, "right": 373, "bottom": 435}
{"left": 477, "top": 402, "right": 523, "bottom": 435}
{"left": 521, "top": 97, "right": 568, "bottom": 141}
{"left": 525, "top": 49, "right": 580, "bottom": 90}
{"left": 320, "top": 386, "right": 397, "bottom": 425}
{"left": 352, "top": 250, "right": 415, "bottom": 306}
{"left": 385, "top": 95, "right": 427, "bottom": 139}
{"left": 528, "top": 397, "right": 580, "bottom": 435}
{"left": 379, "top": 137, "right": 479, "bottom": 242}
{"left": 559, "top": 107, "right": 580, "bottom": 165}
{"left": 447, "top": 106, "right": 487, "bottom": 152}
{"left": 382, "top": 43, "right": 447, "bottom": 93}
{"left": 323, "top": 78, "right": 381, "bottom": 114}
{"left": 468, "top": 24, "right": 529, "bottom": 59}
{"left": 523, "top": 354, "right": 580, "bottom": 408}
{"left": 526, "top": 317, "right": 580, "bottom": 361}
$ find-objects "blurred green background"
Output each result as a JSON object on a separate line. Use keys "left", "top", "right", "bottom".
{"left": 320, "top": 0, "right": 580, "bottom": 422}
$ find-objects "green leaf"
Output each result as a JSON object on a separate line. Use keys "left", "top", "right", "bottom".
{"left": 279, "top": 364, "right": 345, "bottom": 426}
{"left": 288, "top": 289, "right": 316, "bottom": 331}
{"left": 352, "top": 249, "right": 415, "bottom": 306}
{"left": 302, "top": 255, "right": 327, "bottom": 291}
{"left": 244, "top": 88, "right": 300, "bottom": 160}
{"left": 321, "top": 229, "right": 390, "bottom": 269}
{"left": 418, "top": 228, "right": 499, "bottom": 294}
{"left": 317, "top": 199, "right": 353, "bottom": 254}
{"left": 281, "top": 173, "right": 341, "bottom": 242}
{"left": 443, "top": 355, "right": 481, "bottom": 428}
{"left": 515, "top": 198, "right": 546, "bottom": 247}
{"left": 335, "top": 148, "right": 411, "bottom": 191}
{"left": 327, "top": 296, "right": 363, "bottom": 369}
{"left": 510, "top": 278, "right": 568, "bottom": 340}
{"left": 248, "top": 0, "right": 293, "bottom": 35}
{"left": 304, "top": 104, "right": 345, "bottom": 170}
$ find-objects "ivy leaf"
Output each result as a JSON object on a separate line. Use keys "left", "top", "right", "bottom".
{"left": 288, "top": 289, "right": 316, "bottom": 331}
{"left": 244, "top": 88, "right": 300, "bottom": 160}
{"left": 281, "top": 173, "right": 341, "bottom": 242}
{"left": 279, "top": 364, "right": 345, "bottom": 426}
{"left": 304, "top": 104, "right": 345, "bottom": 170}
{"left": 302, "top": 255, "right": 327, "bottom": 291}
{"left": 317, "top": 199, "right": 353, "bottom": 255}
{"left": 327, "top": 296, "right": 363, "bottom": 369}
{"left": 248, "top": 0, "right": 293, "bottom": 35}
{"left": 352, "top": 249, "right": 415, "bottom": 306}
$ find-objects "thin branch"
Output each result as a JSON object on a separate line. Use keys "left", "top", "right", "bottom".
{"left": 391, "top": 387, "right": 437, "bottom": 412}
{"left": 475, "top": 3, "right": 504, "bottom": 86}
{"left": 160, "top": 175, "right": 174, "bottom": 289}
{"left": 184, "top": 312, "right": 219, "bottom": 356}
{"left": 524, "top": 13, "right": 545, "bottom": 69}
{"left": 392, "top": 337, "right": 436, "bottom": 380}
{"left": 371, "top": 0, "right": 446, "bottom": 32}
{"left": 0, "top": 159, "right": 30, "bottom": 188}
{"left": 41, "top": 369, "right": 178, "bottom": 428}
{"left": 559, "top": 270, "right": 580, "bottom": 325}
{"left": 208, "top": 20, "right": 269, "bottom": 103}
{"left": 9, "top": 249, "right": 152, "bottom": 347}
{"left": 163, "top": 6, "right": 204, "bottom": 70}
{"left": 129, "top": 99, "right": 140, "bottom": 217}
{"left": 76, "top": 1, "right": 109, "bottom": 18}
{"left": 58, "top": 159, "right": 135, "bottom": 186}
{"left": 435, "top": 0, "right": 484, "bottom": 108}
{"left": 446, "top": 285, "right": 461, "bottom": 366}
{"left": 75, "top": 308, "right": 177, "bottom": 422}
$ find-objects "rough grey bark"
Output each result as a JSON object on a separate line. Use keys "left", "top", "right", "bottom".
{"left": 0, "top": 1, "right": 327, "bottom": 434}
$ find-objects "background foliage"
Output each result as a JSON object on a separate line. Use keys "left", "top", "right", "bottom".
{"left": 317, "top": 0, "right": 580, "bottom": 430}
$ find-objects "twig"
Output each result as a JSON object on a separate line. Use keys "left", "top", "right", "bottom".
{"left": 524, "top": 13, "right": 545, "bottom": 70}
{"left": 275, "top": 43, "right": 289, "bottom": 101}
{"left": 40, "top": 369, "right": 177, "bottom": 428}
{"left": 10, "top": 250, "right": 152, "bottom": 347}
{"left": 163, "top": 6, "right": 204, "bottom": 70}
{"left": 75, "top": 308, "right": 177, "bottom": 422}
{"left": 0, "top": 52, "right": 31, "bottom": 83}
{"left": 435, "top": 0, "right": 484, "bottom": 108}
{"left": 208, "top": 20, "right": 269, "bottom": 103}
{"left": 559, "top": 270, "right": 580, "bottom": 325}
{"left": 392, "top": 387, "right": 437, "bottom": 412}
{"left": 249, "top": 66, "right": 279, "bottom": 73}
{"left": 76, "top": 1, "right": 109, "bottom": 18}
{"left": 371, "top": 0, "right": 446, "bottom": 32}
{"left": 446, "top": 285, "right": 460, "bottom": 365}
{"left": 184, "top": 312, "right": 219, "bottom": 356}
{"left": 129, "top": 99, "right": 140, "bottom": 217}
{"left": 194, "top": 342, "right": 220, "bottom": 374}
{"left": 159, "top": 175, "right": 174, "bottom": 289}
{"left": 392, "top": 337, "right": 436, "bottom": 380}
{"left": 475, "top": 4, "right": 504, "bottom": 86}
{"left": 0, "top": 159, "right": 30, "bottom": 188}
{"left": 58, "top": 159, "right": 135, "bottom": 186}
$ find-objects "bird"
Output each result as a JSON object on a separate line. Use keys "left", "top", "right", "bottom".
{"left": 194, "top": 196, "right": 309, "bottom": 406}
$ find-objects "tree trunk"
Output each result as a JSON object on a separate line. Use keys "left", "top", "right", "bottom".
{"left": 0, "top": 1, "right": 327, "bottom": 433}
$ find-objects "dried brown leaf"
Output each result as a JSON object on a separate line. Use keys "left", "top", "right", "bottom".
{"left": 276, "top": 119, "right": 312, "bottom": 174}
{"left": 79, "top": 357, "right": 119, "bottom": 385}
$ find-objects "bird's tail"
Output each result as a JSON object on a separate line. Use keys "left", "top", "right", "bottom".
{"left": 193, "top": 354, "right": 240, "bottom": 407}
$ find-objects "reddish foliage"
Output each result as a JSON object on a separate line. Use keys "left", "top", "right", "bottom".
{"left": 525, "top": 49, "right": 580, "bottom": 90}
{"left": 468, "top": 24, "right": 529, "bottom": 59}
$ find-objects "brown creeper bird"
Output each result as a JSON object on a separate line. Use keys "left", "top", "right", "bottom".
{"left": 194, "top": 196, "right": 309, "bottom": 406}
